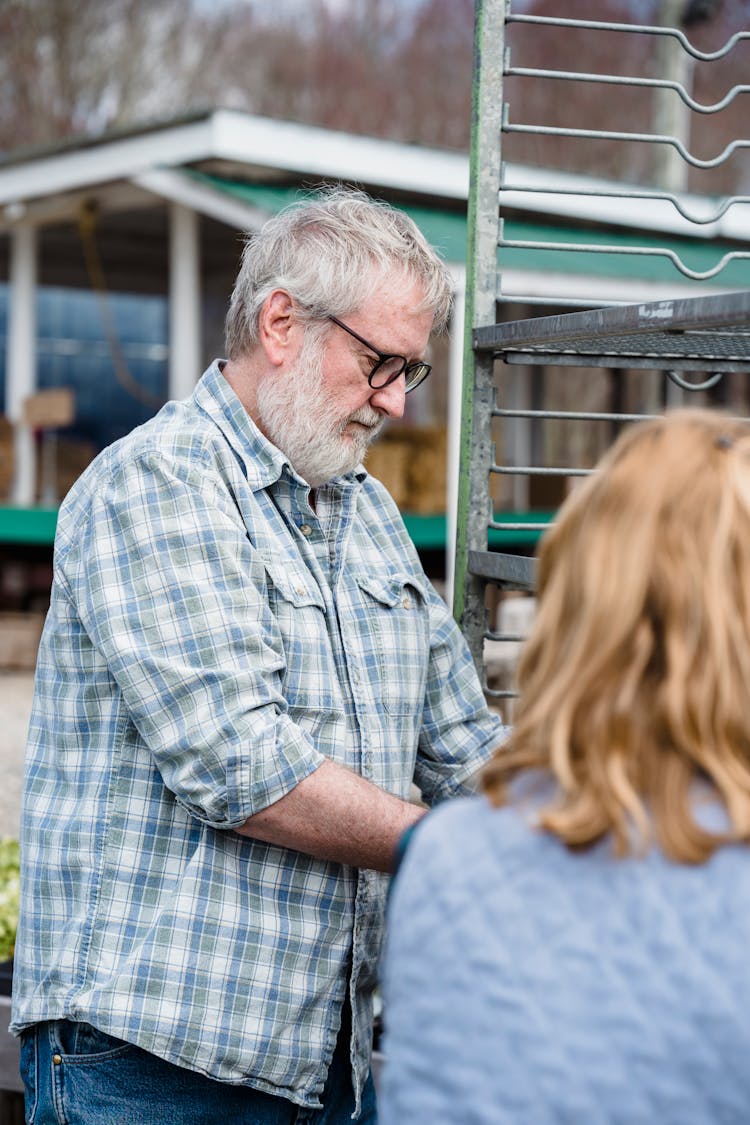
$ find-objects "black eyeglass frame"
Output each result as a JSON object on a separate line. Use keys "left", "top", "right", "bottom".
{"left": 328, "top": 315, "right": 431, "bottom": 393}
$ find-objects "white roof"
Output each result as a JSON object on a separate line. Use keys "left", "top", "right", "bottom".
{"left": 0, "top": 108, "right": 468, "bottom": 214}
{"left": 0, "top": 107, "right": 748, "bottom": 244}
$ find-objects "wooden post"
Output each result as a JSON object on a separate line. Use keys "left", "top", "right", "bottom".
{"left": 7, "top": 223, "right": 37, "bottom": 506}
{"left": 652, "top": 0, "right": 693, "bottom": 193}
{"left": 168, "top": 203, "right": 202, "bottom": 401}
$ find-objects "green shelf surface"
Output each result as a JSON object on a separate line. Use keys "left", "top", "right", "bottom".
{"left": 0, "top": 507, "right": 552, "bottom": 550}
{"left": 403, "top": 512, "right": 553, "bottom": 550}
{"left": 0, "top": 506, "right": 59, "bottom": 545}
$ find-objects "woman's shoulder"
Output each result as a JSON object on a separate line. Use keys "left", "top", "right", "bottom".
{"left": 395, "top": 793, "right": 544, "bottom": 896}
{"left": 406, "top": 794, "right": 504, "bottom": 852}
{"left": 406, "top": 777, "right": 554, "bottom": 858}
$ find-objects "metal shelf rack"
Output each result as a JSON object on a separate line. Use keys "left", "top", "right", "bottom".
{"left": 453, "top": 0, "right": 750, "bottom": 718}
{"left": 474, "top": 289, "right": 750, "bottom": 370}
{"left": 468, "top": 287, "right": 750, "bottom": 592}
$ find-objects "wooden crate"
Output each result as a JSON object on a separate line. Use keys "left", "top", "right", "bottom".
{"left": 34, "top": 437, "right": 96, "bottom": 504}
{"left": 0, "top": 613, "right": 45, "bottom": 671}
{"left": 0, "top": 418, "right": 13, "bottom": 501}
{"left": 406, "top": 426, "right": 447, "bottom": 514}
{"left": 364, "top": 438, "right": 411, "bottom": 509}
{"left": 365, "top": 425, "right": 448, "bottom": 514}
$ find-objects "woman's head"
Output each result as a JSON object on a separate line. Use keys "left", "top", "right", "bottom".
{"left": 483, "top": 409, "right": 750, "bottom": 863}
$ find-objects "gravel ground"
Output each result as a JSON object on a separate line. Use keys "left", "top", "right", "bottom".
{"left": 0, "top": 673, "right": 34, "bottom": 841}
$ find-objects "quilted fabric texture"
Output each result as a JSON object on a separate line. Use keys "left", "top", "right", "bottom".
{"left": 380, "top": 793, "right": 750, "bottom": 1124}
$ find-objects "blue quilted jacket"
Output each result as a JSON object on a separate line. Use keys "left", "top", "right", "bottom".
{"left": 380, "top": 790, "right": 750, "bottom": 1124}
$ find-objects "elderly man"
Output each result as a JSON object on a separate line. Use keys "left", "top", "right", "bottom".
{"left": 12, "top": 188, "right": 504, "bottom": 1123}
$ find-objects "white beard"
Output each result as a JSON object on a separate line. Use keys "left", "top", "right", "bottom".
{"left": 256, "top": 332, "right": 385, "bottom": 487}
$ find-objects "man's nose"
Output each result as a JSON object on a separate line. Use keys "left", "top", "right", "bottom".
{"left": 369, "top": 376, "right": 406, "bottom": 420}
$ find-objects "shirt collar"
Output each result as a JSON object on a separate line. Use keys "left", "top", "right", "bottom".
{"left": 191, "top": 360, "right": 368, "bottom": 493}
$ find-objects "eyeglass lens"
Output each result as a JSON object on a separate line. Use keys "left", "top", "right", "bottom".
{"left": 328, "top": 314, "right": 431, "bottom": 393}
{"left": 370, "top": 359, "right": 431, "bottom": 392}
{"left": 370, "top": 356, "right": 407, "bottom": 387}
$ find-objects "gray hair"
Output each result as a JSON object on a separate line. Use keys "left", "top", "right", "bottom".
{"left": 224, "top": 186, "right": 453, "bottom": 359}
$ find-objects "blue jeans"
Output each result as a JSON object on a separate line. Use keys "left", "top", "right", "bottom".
{"left": 19, "top": 1015, "right": 377, "bottom": 1124}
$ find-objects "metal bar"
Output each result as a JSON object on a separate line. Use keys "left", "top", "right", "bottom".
{"left": 452, "top": 0, "right": 507, "bottom": 672}
{"left": 484, "top": 685, "right": 518, "bottom": 700}
{"left": 494, "top": 294, "right": 630, "bottom": 309}
{"left": 505, "top": 13, "right": 750, "bottom": 63}
{"left": 492, "top": 408, "right": 658, "bottom": 423}
{"left": 503, "top": 120, "right": 750, "bottom": 171}
{"left": 500, "top": 182, "right": 750, "bottom": 228}
{"left": 468, "top": 550, "right": 537, "bottom": 590}
{"left": 494, "top": 396, "right": 748, "bottom": 422}
{"left": 499, "top": 237, "right": 750, "bottom": 283}
{"left": 501, "top": 353, "right": 748, "bottom": 373}
{"left": 489, "top": 521, "right": 553, "bottom": 531}
{"left": 504, "top": 66, "right": 749, "bottom": 115}
{"left": 490, "top": 465, "right": 590, "bottom": 477}
{"left": 474, "top": 291, "right": 750, "bottom": 350}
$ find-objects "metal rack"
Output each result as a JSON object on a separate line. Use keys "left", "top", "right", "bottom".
{"left": 453, "top": 0, "right": 750, "bottom": 718}
{"left": 470, "top": 287, "right": 750, "bottom": 589}
{"left": 474, "top": 289, "right": 750, "bottom": 367}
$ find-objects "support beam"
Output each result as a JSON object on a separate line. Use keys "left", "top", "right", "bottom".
{"left": 168, "top": 202, "right": 202, "bottom": 400}
{"left": 652, "top": 0, "right": 693, "bottom": 193}
{"left": 7, "top": 222, "right": 37, "bottom": 505}
{"left": 445, "top": 267, "right": 466, "bottom": 607}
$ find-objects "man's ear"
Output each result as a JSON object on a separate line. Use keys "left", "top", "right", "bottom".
{"left": 258, "top": 289, "right": 297, "bottom": 366}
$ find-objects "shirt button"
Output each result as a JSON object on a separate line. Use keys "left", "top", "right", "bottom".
{"left": 402, "top": 595, "right": 412, "bottom": 609}
{"left": 296, "top": 586, "right": 307, "bottom": 597}
{"left": 299, "top": 524, "right": 312, "bottom": 537}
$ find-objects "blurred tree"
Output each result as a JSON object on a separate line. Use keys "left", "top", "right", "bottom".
{"left": 210, "top": 0, "right": 473, "bottom": 149}
{"left": 687, "top": 0, "right": 750, "bottom": 191}
{"left": 0, "top": 0, "right": 230, "bottom": 151}
{"left": 390, "top": 0, "right": 475, "bottom": 148}
{"left": 0, "top": 0, "right": 747, "bottom": 192}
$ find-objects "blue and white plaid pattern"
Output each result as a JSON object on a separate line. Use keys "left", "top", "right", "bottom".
{"left": 11, "top": 362, "right": 504, "bottom": 1109}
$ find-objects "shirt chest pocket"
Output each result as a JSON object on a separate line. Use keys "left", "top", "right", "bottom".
{"left": 263, "top": 561, "right": 341, "bottom": 714}
{"left": 353, "top": 571, "right": 430, "bottom": 715}
{"left": 265, "top": 562, "right": 325, "bottom": 613}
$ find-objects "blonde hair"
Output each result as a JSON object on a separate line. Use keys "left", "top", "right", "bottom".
{"left": 482, "top": 409, "right": 750, "bottom": 863}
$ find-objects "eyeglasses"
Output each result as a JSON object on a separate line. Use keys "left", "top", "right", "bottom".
{"left": 328, "top": 315, "right": 431, "bottom": 393}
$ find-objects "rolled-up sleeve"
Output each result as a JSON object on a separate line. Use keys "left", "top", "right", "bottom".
{"left": 63, "top": 450, "right": 324, "bottom": 827}
{"left": 414, "top": 586, "right": 508, "bottom": 805}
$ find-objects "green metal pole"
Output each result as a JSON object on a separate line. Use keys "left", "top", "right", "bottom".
{"left": 452, "top": 0, "right": 507, "bottom": 671}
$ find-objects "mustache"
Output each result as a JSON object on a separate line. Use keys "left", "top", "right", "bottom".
{"left": 340, "top": 407, "right": 384, "bottom": 433}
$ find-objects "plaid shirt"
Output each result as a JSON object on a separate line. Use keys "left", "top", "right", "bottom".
{"left": 11, "top": 362, "right": 504, "bottom": 1110}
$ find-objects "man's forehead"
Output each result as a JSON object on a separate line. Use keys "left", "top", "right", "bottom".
{"left": 355, "top": 274, "right": 431, "bottom": 323}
